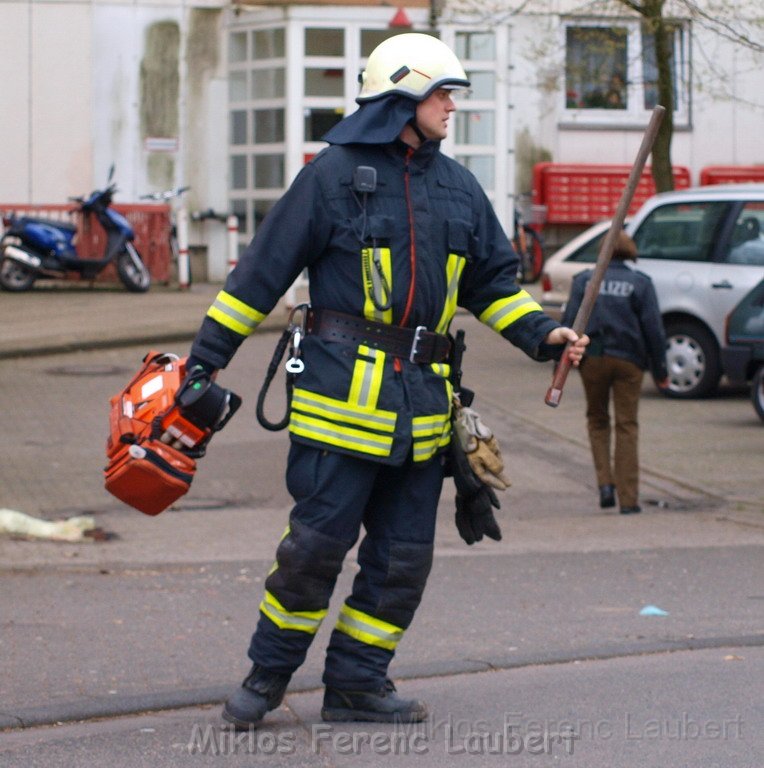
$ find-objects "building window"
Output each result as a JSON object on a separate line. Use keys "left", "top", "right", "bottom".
{"left": 455, "top": 111, "right": 495, "bottom": 145}
{"left": 455, "top": 32, "right": 495, "bottom": 61}
{"left": 304, "top": 107, "right": 344, "bottom": 141}
{"left": 565, "top": 26, "right": 627, "bottom": 109}
{"left": 230, "top": 32, "right": 247, "bottom": 63}
{"left": 464, "top": 71, "right": 495, "bottom": 100}
{"left": 305, "top": 68, "right": 344, "bottom": 97}
{"left": 252, "top": 28, "right": 284, "bottom": 60}
{"left": 305, "top": 28, "right": 344, "bottom": 56}
{"left": 253, "top": 108, "right": 284, "bottom": 144}
{"left": 563, "top": 20, "right": 689, "bottom": 125}
{"left": 231, "top": 155, "right": 247, "bottom": 189}
{"left": 252, "top": 68, "right": 285, "bottom": 99}
{"left": 229, "top": 71, "right": 247, "bottom": 102}
{"left": 253, "top": 154, "right": 284, "bottom": 189}
{"left": 231, "top": 110, "right": 247, "bottom": 145}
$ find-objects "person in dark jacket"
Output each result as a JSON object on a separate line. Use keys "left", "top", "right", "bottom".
{"left": 562, "top": 231, "right": 668, "bottom": 514}
{"left": 187, "top": 33, "right": 588, "bottom": 728}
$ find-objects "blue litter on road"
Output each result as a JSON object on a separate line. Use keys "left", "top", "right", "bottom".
{"left": 639, "top": 605, "right": 669, "bottom": 616}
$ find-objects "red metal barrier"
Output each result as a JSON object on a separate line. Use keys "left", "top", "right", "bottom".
{"left": 0, "top": 203, "right": 172, "bottom": 284}
{"left": 699, "top": 166, "right": 764, "bottom": 186}
{"left": 532, "top": 163, "right": 692, "bottom": 225}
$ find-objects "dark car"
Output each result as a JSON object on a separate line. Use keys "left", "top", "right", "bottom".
{"left": 723, "top": 278, "right": 764, "bottom": 421}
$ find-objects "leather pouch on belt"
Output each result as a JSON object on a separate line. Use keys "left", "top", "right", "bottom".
{"left": 104, "top": 440, "right": 196, "bottom": 516}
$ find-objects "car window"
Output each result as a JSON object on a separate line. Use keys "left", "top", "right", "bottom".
{"left": 724, "top": 202, "right": 764, "bottom": 266}
{"left": 566, "top": 231, "right": 606, "bottom": 263}
{"left": 632, "top": 201, "right": 730, "bottom": 262}
{"left": 727, "top": 279, "right": 764, "bottom": 342}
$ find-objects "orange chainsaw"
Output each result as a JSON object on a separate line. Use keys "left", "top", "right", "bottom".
{"left": 104, "top": 351, "right": 241, "bottom": 515}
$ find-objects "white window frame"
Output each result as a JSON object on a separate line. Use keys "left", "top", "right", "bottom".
{"left": 227, "top": 6, "right": 513, "bottom": 242}
{"left": 560, "top": 17, "right": 690, "bottom": 128}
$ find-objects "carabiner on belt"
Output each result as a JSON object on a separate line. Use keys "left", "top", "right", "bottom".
{"left": 285, "top": 303, "right": 310, "bottom": 374}
{"left": 256, "top": 303, "right": 310, "bottom": 431}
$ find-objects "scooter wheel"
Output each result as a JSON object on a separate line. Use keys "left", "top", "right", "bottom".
{"left": 0, "top": 257, "right": 36, "bottom": 291}
{"left": 117, "top": 245, "right": 151, "bottom": 293}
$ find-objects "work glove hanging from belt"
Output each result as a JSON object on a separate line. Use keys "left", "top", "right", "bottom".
{"left": 453, "top": 405, "right": 511, "bottom": 491}
{"left": 449, "top": 402, "right": 510, "bottom": 545}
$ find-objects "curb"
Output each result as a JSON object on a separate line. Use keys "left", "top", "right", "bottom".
{"left": 2, "top": 633, "right": 762, "bottom": 731}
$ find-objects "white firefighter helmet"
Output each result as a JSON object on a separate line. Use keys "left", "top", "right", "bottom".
{"left": 357, "top": 33, "right": 470, "bottom": 103}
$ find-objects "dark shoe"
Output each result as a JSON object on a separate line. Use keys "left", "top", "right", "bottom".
{"left": 321, "top": 679, "right": 428, "bottom": 723}
{"left": 620, "top": 505, "right": 642, "bottom": 515}
{"left": 599, "top": 484, "right": 616, "bottom": 508}
{"left": 222, "top": 665, "right": 291, "bottom": 729}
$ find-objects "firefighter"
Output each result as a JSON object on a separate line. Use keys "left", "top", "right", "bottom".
{"left": 186, "top": 33, "right": 587, "bottom": 727}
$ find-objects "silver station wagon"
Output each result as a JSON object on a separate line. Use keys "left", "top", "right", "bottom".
{"left": 541, "top": 184, "right": 764, "bottom": 398}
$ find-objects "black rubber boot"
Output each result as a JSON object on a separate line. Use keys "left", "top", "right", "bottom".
{"left": 321, "top": 679, "right": 428, "bottom": 723}
{"left": 222, "top": 665, "right": 291, "bottom": 729}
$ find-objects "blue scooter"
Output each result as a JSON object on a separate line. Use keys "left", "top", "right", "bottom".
{"left": 0, "top": 167, "right": 150, "bottom": 292}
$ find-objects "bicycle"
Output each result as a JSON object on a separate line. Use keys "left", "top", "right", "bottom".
{"left": 140, "top": 185, "right": 191, "bottom": 284}
{"left": 512, "top": 197, "right": 546, "bottom": 284}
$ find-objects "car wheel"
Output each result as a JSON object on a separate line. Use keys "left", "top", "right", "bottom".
{"left": 663, "top": 321, "right": 721, "bottom": 398}
{"left": 751, "top": 365, "right": 764, "bottom": 422}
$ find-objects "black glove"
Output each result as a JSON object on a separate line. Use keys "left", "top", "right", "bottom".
{"left": 449, "top": 429, "right": 503, "bottom": 545}
{"left": 455, "top": 487, "right": 502, "bottom": 545}
{"left": 177, "top": 362, "right": 241, "bottom": 432}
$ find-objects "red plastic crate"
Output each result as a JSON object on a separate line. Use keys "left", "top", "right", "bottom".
{"left": 532, "top": 163, "right": 691, "bottom": 225}
{"left": 699, "top": 166, "right": 764, "bottom": 186}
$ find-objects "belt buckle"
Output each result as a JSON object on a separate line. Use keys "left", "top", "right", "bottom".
{"left": 409, "top": 325, "right": 427, "bottom": 364}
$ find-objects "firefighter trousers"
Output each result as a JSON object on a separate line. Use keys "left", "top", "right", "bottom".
{"left": 247, "top": 441, "right": 444, "bottom": 690}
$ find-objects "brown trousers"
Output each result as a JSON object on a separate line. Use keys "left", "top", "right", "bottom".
{"left": 579, "top": 355, "right": 644, "bottom": 508}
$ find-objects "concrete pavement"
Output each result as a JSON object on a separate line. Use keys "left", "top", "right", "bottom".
{"left": 0, "top": 281, "right": 298, "bottom": 359}
{"left": 0, "top": 281, "right": 762, "bottom": 766}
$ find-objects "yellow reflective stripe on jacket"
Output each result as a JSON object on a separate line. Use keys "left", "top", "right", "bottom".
{"left": 290, "top": 412, "right": 394, "bottom": 456}
{"left": 430, "top": 362, "right": 451, "bottom": 379}
{"left": 259, "top": 590, "right": 327, "bottom": 634}
{"left": 291, "top": 388, "right": 397, "bottom": 432}
{"left": 206, "top": 290, "right": 267, "bottom": 337}
{"left": 412, "top": 412, "right": 451, "bottom": 461}
{"left": 362, "top": 247, "right": 393, "bottom": 324}
{"left": 435, "top": 253, "right": 466, "bottom": 334}
{"left": 348, "top": 346, "right": 385, "bottom": 410}
{"left": 335, "top": 604, "right": 404, "bottom": 651}
{"left": 289, "top": 387, "right": 397, "bottom": 457}
{"left": 479, "top": 290, "right": 543, "bottom": 333}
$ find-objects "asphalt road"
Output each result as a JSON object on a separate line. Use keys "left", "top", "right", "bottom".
{"left": 1, "top": 311, "right": 762, "bottom": 767}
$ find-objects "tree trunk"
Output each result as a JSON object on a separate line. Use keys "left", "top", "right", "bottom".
{"left": 645, "top": 3, "right": 675, "bottom": 191}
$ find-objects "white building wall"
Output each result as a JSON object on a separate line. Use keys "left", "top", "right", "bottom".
{"left": 0, "top": 3, "right": 32, "bottom": 201}
{"left": 1, "top": 0, "right": 229, "bottom": 275}
{"left": 0, "top": 2, "right": 93, "bottom": 202}
{"left": 1, "top": 0, "right": 760, "bottom": 271}
{"left": 505, "top": 7, "right": 763, "bottom": 190}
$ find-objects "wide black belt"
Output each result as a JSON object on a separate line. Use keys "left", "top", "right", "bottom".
{"left": 306, "top": 308, "right": 451, "bottom": 365}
